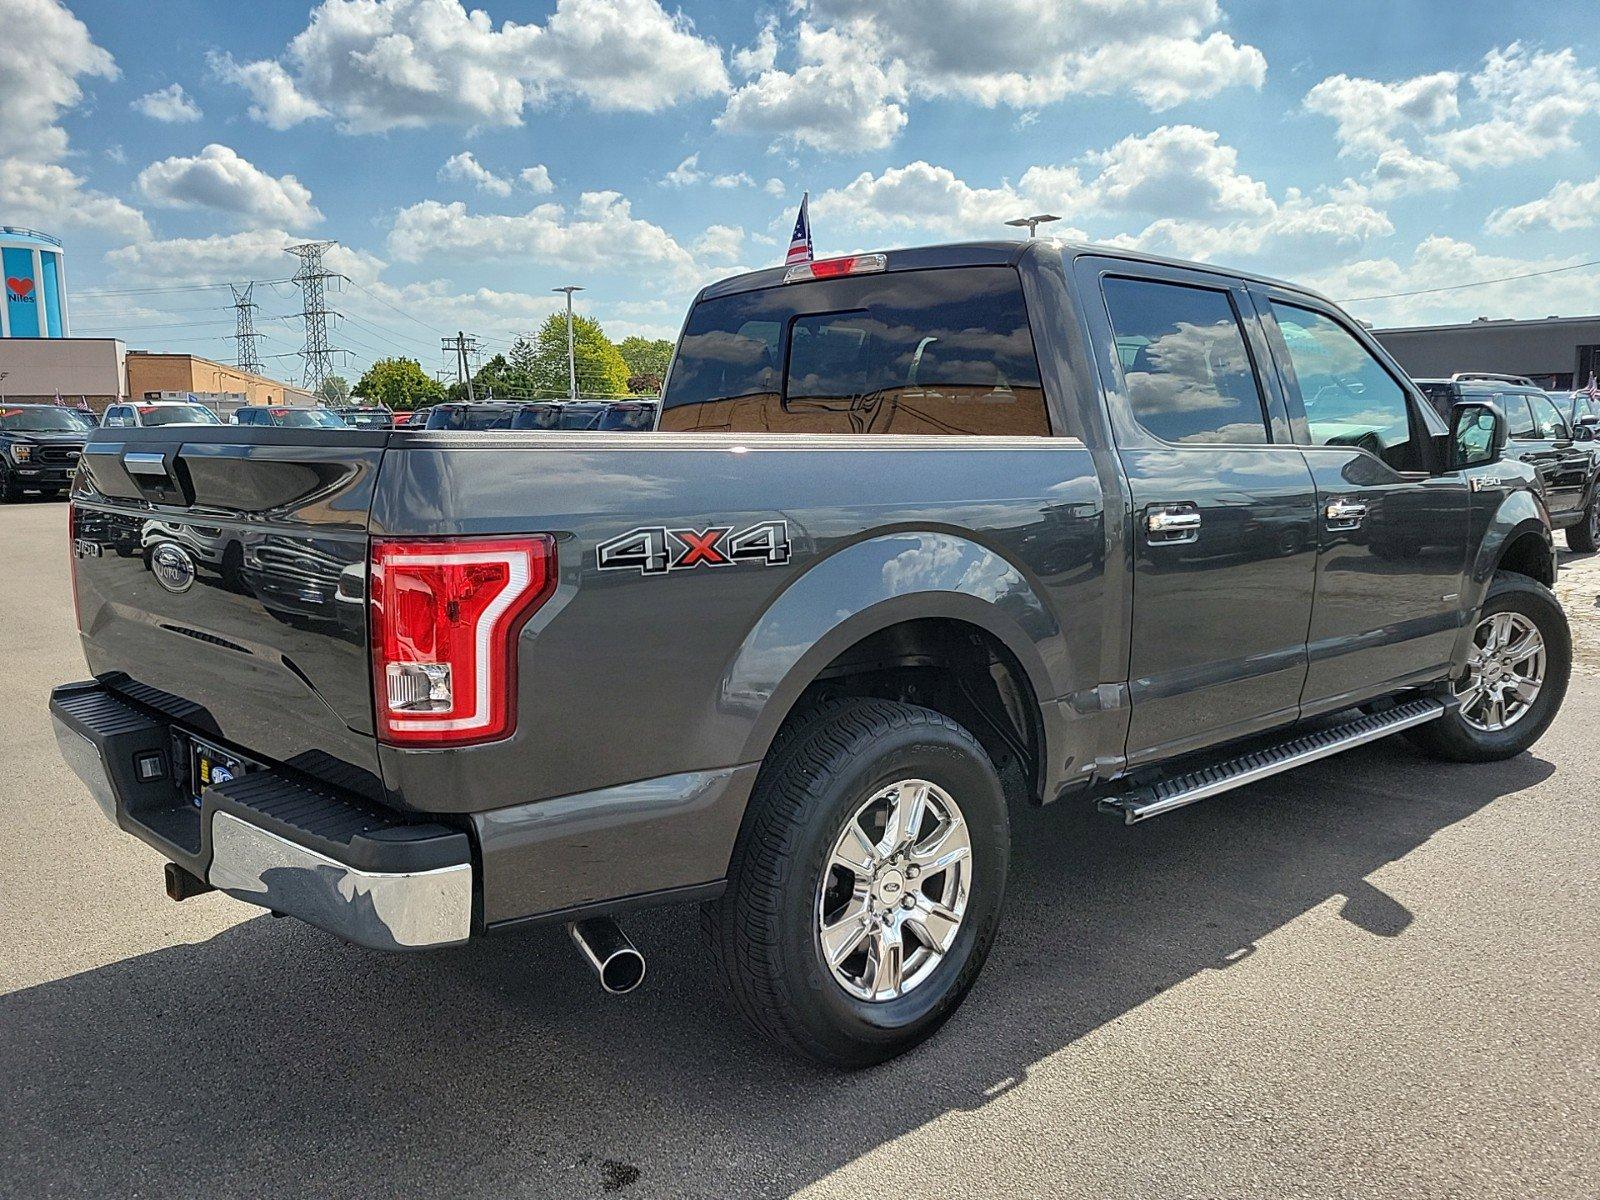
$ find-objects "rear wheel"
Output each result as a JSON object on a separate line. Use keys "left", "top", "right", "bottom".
{"left": 704, "top": 699, "right": 1009, "bottom": 1067}
{"left": 1407, "top": 573, "right": 1570, "bottom": 761}
{"left": 1567, "top": 495, "right": 1599, "bottom": 553}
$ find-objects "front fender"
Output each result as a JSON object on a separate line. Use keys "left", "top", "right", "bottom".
{"left": 721, "top": 530, "right": 1063, "bottom": 768}
{"left": 1450, "top": 488, "right": 1554, "bottom": 669}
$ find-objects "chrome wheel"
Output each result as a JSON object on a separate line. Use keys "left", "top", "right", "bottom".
{"left": 816, "top": 778, "right": 972, "bottom": 1002}
{"left": 1455, "top": 611, "right": 1546, "bottom": 732}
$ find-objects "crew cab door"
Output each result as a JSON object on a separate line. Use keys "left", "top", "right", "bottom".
{"left": 1252, "top": 291, "right": 1471, "bottom": 712}
{"left": 1076, "top": 258, "right": 1319, "bottom": 765}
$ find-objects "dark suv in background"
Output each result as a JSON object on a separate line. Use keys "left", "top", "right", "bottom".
{"left": 0, "top": 403, "right": 96, "bottom": 501}
{"left": 1417, "top": 373, "right": 1600, "bottom": 551}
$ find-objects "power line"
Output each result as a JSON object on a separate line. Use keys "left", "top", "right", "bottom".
{"left": 73, "top": 277, "right": 296, "bottom": 299}
{"left": 1340, "top": 257, "right": 1600, "bottom": 303}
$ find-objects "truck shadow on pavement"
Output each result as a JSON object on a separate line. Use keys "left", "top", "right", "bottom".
{"left": 0, "top": 742, "right": 1554, "bottom": 1198}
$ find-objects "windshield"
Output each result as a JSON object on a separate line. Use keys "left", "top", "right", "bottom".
{"left": 341, "top": 409, "right": 391, "bottom": 428}
{"left": 0, "top": 407, "right": 96, "bottom": 432}
{"left": 424, "top": 406, "right": 515, "bottom": 431}
{"left": 141, "top": 404, "right": 221, "bottom": 426}
{"left": 273, "top": 408, "right": 347, "bottom": 428}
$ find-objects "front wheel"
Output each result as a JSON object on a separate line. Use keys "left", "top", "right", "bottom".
{"left": 1407, "top": 573, "right": 1570, "bottom": 761}
{"left": 0, "top": 468, "right": 22, "bottom": 503}
{"left": 704, "top": 699, "right": 1010, "bottom": 1067}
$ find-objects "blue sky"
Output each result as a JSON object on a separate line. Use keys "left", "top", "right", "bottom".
{"left": 4, "top": 0, "right": 1599, "bottom": 385}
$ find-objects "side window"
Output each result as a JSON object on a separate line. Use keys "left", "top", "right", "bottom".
{"left": 660, "top": 267, "right": 1048, "bottom": 436}
{"left": 1500, "top": 394, "right": 1536, "bottom": 439}
{"left": 104, "top": 407, "right": 129, "bottom": 427}
{"left": 1270, "top": 302, "right": 1420, "bottom": 472}
{"left": 1527, "top": 393, "right": 1569, "bottom": 440}
{"left": 1100, "top": 277, "right": 1268, "bottom": 445}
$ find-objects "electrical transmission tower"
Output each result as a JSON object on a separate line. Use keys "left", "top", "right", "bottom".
{"left": 230, "top": 284, "right": 263, "bottom": 375}
{"left": 286, "top": 241, "right": 342, "bottom": 391}
{"left": 443, "top": 331, "right": 479, "bottom": 401}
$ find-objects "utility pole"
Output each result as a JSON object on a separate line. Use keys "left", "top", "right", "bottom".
{"left": 442, "top": 331, "right": 479, "bottom": 402}
{"left": 553, "top": 285, "right": 584, "bottom": 400}
{"left": 1005, "top": 214, "right": 1061, "bottom": 238}
{"left": 0, "top": 371, "right": 8, "bottom": 403}
{"left": 286, "top": 240, "right": 342, "bottom": 391}
{"left": 230, "top": 283, "right": 263, "bottom": 375}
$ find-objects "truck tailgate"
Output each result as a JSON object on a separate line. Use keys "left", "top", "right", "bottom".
{"left": 70, "top": 427, "right": 389, "bottom": 798}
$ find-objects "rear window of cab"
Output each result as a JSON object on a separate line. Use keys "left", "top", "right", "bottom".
{"left": 660, "top": 266, "right": 1050, "bottom": 437}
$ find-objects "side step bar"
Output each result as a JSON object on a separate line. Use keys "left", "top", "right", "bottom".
{"left": 1099, "top": 697, "right": 1448, "bottom": 825}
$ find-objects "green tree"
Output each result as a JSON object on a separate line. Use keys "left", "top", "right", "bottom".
{"left": 618, "top": 336, "right": 673, "bottom": 379}
{"left": 351, "top": 358, "right": 445, "bottom": 410}
{"left": 472, "top": 353, "right": 533, "bottom": 400}
{"left": 317, "top": 374, "right": 351, "bottom": 405}
{"left": 522, "top": 313, "right": 631, "bottom": 397}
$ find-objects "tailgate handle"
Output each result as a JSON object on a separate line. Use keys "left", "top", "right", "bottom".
{"left": 123, "top": 452, "right": 169, "bottom": 477}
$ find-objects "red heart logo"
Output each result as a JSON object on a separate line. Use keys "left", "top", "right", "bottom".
{"left": 6, "top": 277, "right": 33, "bottom": 298}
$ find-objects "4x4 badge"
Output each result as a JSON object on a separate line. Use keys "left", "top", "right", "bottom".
{"left": 597, "top": 520, "right": 791, "bottom": 575}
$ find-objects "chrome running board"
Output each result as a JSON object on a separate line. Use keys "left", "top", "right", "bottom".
{"left": 1099, "top": 697, "right": 1448, "bottom": 825}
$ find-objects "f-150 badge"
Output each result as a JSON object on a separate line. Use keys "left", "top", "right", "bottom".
{"left": 597, "top": 520, "right": 791, "bottom": 575}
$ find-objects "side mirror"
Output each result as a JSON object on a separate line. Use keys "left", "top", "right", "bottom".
{"left": 1575, "top": 423, "right": 1596, "bottom": 442}
{"left": 1450, "top": 400, "right": 1506, "bottom": 470}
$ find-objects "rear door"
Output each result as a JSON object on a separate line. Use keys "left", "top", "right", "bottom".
{"left": 72, "top": 425, "right": 388, "bottom": 797}
{"left": 1253, "top": 292, "right": 1470, "bottom": 711}
{"left": 1076, "top": 257, "right": 1319, "bottom": 764}
{"left": 1522, "top": 390, "right": 1587, "bottom": 519}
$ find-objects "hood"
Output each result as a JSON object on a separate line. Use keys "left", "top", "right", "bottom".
{"left": 0, "top": 430, "right": 91, "bottom": 445}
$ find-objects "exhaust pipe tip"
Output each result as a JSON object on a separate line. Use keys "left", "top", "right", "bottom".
{"left": 567, "top": 917, "right": 647, "bottom": 995}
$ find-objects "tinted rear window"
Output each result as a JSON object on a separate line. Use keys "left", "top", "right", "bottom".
{"left": 660, "top": 266, "right": 1049, "bottom": 436}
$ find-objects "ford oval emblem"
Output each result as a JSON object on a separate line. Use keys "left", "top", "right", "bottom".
{"left": 151, "top": 542, "right": 197, "bottom": 594}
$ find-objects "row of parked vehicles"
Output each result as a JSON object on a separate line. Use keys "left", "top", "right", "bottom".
{"left": 0, "top": 397, "right": 660, "bottom": 500}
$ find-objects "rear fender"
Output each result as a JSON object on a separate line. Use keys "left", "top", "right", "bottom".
{"left": 723, "top": 530, "right": 1061, "bottom": 771}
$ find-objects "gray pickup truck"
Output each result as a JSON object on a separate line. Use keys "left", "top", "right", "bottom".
{"left": 52, "top": 240, "right": 1571, "bottom": 1066}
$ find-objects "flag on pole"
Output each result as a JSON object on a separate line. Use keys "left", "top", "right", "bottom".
{"left": 1586, "top": 372, "right": 1598, "bottom": 403}
{"left": 786, "top": 192, "right": 813, "bottom": 266}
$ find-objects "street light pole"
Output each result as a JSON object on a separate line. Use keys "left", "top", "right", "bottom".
{"left": 553, "top": 286, "right": 584, "bottom": 400}
{"left": 1005, "top": 214, "right": 1061, "bottom": 238}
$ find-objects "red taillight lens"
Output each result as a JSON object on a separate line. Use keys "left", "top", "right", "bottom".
{"left": 783, "top": 253, "right": 887, "bottom": 284}
{"left": 370, "top": 535, "right": 557, "bottom": 746}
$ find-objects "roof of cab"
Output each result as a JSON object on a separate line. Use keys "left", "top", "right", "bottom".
{"left": 697, "top": 238, "right": 1333, "bottom": 305}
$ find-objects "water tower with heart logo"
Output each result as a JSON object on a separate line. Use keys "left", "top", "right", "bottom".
{"left": 1, "top": 227, "right": 68, "bottom": 340}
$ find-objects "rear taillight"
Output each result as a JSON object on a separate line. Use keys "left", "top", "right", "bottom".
{"left": 370, "top": 536, "right": 557, "bottom": 747}
{"left": 783, "top": 253, "right": 887, "bottom": 284}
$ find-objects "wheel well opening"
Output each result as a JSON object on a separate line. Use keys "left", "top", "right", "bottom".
{"left": 780, "top": 618, "right": 1044, "bottom": 807}
{"left": 1498, "top": 532, "right": 1555, "bottom": 587}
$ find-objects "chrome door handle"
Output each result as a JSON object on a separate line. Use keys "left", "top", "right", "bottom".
{"left": 1324, "top": 499, "right": 1368, "bottom": 529}
{"left": 1147, "top": 508, "right": 1202, "bottom": 543}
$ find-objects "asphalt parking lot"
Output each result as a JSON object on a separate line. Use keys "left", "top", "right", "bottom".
{"left": 2, "top": 497, "right": 1596, "bottom": 1199}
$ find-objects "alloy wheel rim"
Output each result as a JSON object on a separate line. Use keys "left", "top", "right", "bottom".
{"left": 815, "top": 778, "right": 972, "bottom": 1003}
{"left": 1455, "top": 611, "right": 1545, "bottom": 732}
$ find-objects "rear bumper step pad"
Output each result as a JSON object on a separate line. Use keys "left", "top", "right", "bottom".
{"left": 1099, "top": 697, "right": 1448, "bottom": 824}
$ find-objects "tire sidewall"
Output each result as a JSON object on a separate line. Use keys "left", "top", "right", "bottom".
{"left": 771, "top": 719, "right": 1009, "bottom": 1061}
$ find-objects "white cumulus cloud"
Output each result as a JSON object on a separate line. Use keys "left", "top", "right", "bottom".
{"left": 1486, "top": 175, "right": 1600, "bottom": 235}
{"left": 132, "top": 82, "right": 202, "bottom": 122}
{"left": 136, "top": 144, "right": 323, "bottom": 228}
{"left": 438, "top": 151, "right": 512, "bottom": 196}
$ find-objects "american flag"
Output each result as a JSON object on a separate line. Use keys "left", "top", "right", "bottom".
{"left": 1586, "top": 373, "right": 1599, "bottom": 403}
{"left": 786, "top": 192, "right": 813, "bottom": 266}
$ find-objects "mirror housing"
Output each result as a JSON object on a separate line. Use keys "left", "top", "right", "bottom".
{"left": 1449, "top": 400, "right": 1506, "bottom": 471}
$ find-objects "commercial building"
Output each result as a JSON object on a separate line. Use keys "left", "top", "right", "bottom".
{"left": 1373, "top": 315, "right": 1600, "bottom": 391}
{"left": 123, "top": 352, "right": 315, "bottom": 415}
{"left": 0, "top": 338, "right": 125, "bottom": 407}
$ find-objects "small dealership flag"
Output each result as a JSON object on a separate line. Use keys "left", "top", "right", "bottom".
{"left": 1587, "top": 373, "right": 1599, "bottom": 403}
{"left": 786, "top": 192, "right": 813, "bottom": 266}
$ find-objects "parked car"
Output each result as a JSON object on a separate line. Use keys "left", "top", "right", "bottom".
{"left": 0, "top": 403, "right": 96, "bottom": 501}
{"left": 54, "top": 240, "right": 1570, "bottom": 1067}
{"left": 231, "top": 405, "right": 349, "bottom": 428}
{"left": 333, "top": 406, "right": 395, "bottom": 430}
{"left": 101, "top": 400, "right": 222, "bottom": 428}
{"left": 1416, "top": 373, "right": 1600, "bottom": 551}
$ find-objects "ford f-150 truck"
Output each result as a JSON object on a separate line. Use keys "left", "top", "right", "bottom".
{"left": 52, "top": 241, "right": 1571, "bottom": 1066}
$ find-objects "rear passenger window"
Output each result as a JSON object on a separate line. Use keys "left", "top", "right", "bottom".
{"left": 660, "top": 267, "right": 1048, "bottom": 436}
{"left": 1499, "top": 394, "right": 1536, "bottom": 439}
{"left": 1527, "top": 393, "right": 1569, "bottom": 440}
{"left": 1100, "top": 277, "right": 1269, "bottom": 445}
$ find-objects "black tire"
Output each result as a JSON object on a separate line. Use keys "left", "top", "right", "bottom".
{"left": 0, "top": 468, "right": 22, "bottom": 503}
{"left": 1567, "top": 494, "right": 1599, "bottom": 553}
{"left": 704, "top": 699, "right": 1010, "bottom": 1067}
{"left": 1406, "top": 572, "right": 1570, "bottom": 762}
